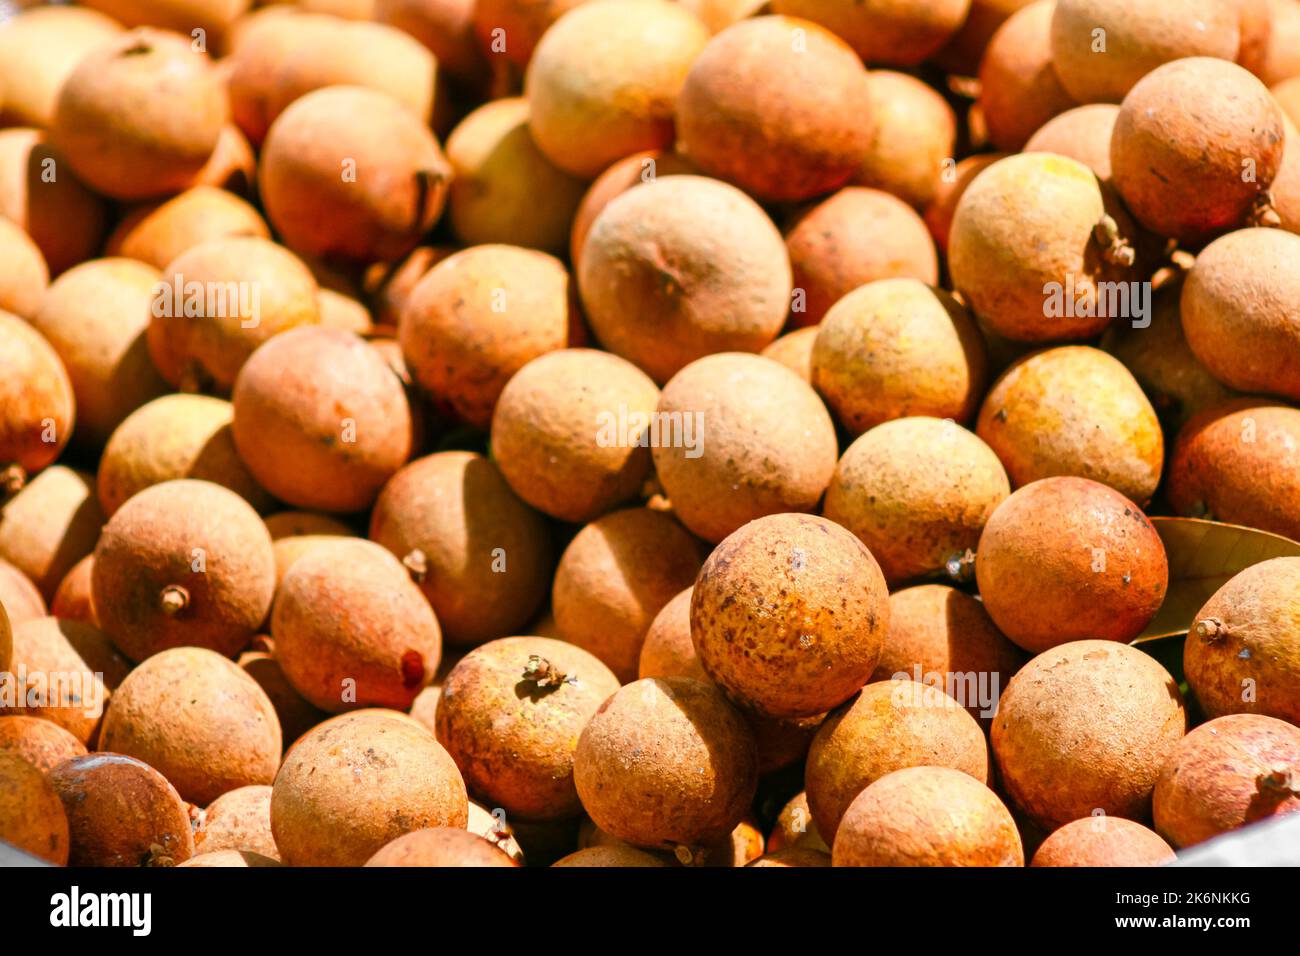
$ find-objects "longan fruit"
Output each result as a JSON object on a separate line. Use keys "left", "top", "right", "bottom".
{"left": 1259, "top": 0, "right": 1300, "bottom": 86}
{"left": 106, "top": 187, "right": 270, "bottom": 272}
{"left": 91, "top": 479, "right": 276, "bottom": 662}
{"left": 271, "top": 711, "right": 468, "bottom": 866}
{"left": 0, "top": 218, "right": 48, "bottom": 321}
{"left": 194, "top": 784, "right": 278, "bottom": 860}
{"left": 0, "top": 466, "right": 103, "bottom": 602}
{"left": 192, "top": 123, "right": 258, "bottom": 196}
{"left": 922, "top": 153, "right": 1007, "bottom": 254}
{"left": 0, "top": 559, "right": 45, "bottom": 625}
{"left": 553, "top": 845, "right": 670, "bottom": 867}
{"left": 0, "top": 6, "right": 123, "bottom": 129}
{"left": 225, "top": 9, "right": 331, "bottom": 146}
{"left": 79, "top": 0, "right": 252, "bottom": 53}
{"left": 674, "top": 16, "right": 874, "bottom": 202}
{"left": 472, "top": 0, "right": 588, "bottom": 69}
{"left": 653, "top": 353, "right": 838, "bottom": 544}
{"left": 691, "top": 513, "right": 889, "bottom": 719}
{"left": 0, "top": 310, "right": 71, "bottom": 482}
{"left": 0, "top": 752, "right": 69, "bottom": 864}
{"left": 1023, "top": 104, "right": 1120, "bottom": 182}
{"left": 178, "top": 849, "right": 280, "bottom": 867}
{"left": 373, "top": 0, "right": 487, "bottom": 88}
{"left": 772, "top": 0, "right": 968, "bottom": 65}
{"left": 238, "top": 648, "right": 328, "bottom": 746}
{"left": 854, "top": 71, "right": 957, "bottom": 209}
{"left": 748, "top": 848, "right": 831, "bottom": 867}
{"left": 976, "top": 346, "right": 1164, "bottom": 505}
{"left": 51, "top": 556, "right": 97, "bottom": 628}
{"left": 833, "top": 766, "right": 1022, "bottom": 867}
{"left": 992, "top": 640, "right": 1186, "bottom": 830}
{"left": 978, "top": 1, "right": 1076, "bottom": 151}
{"left": 0, "top": 716, "right": 87, "bottom": 775}
{"left": 760, "top": 329, "right": 817, "bottom": 383}
{"left": 1031, "top": 816, "right": 1176, "bottom": 866}
{"left": 365, "top": 827, "right": 518, "bottom": 866}
{"left": 638, "top": 587, "right": 703, "bottom": 682}
{"left": 768, "top": 791, "right": 829, "bottom": 854}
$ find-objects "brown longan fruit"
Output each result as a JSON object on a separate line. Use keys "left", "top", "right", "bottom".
{"left": 785, "top": 188, "right": 939, "bottom": 329}
{"left": 0, "top": 310, "right": 71, "bottom": 481}
{"left": 0, "top": 752, "right": 68, "bottom": 864}
{"left": 490, "top": 349, "right": 659, "bottom": 524}
{"left": 579, "top": 176, "right": 790, "bottom": 384}
{"left": 48, "top": 752, "right": 193, "bottom": 867}
{"left": 824, "top": 420, "right": 1009, "bottom": 587}
{"left": 1111, "top": 58, "right": 1284, "bottom": 244}
{"left": 653, "top": 354, "right": 838, "bottom": 544}
{"left": 552, "top": 509, "right": 704, "bottom": 682}
{"left": 1260, "top": 0, "right": 1300, "bottom": 86}
{"left": 806, "top": 681, "right": 990, "bottom": 842}
{"left": 0, "top": 559, "right": 45, "bottom": 625}
{"left": 1031, "top": 816, "right": 1176, "bottom": 866}
{"left": 365, "top": 827, "right": 519, "bottom": 866}
{"left": 1168, "top": 399, "right": 1300, "bottom": 539}
{"left": 178, "top": 849, "right": 280, "bottom": 867}
{"left": 992, "top": 640, "right": 1186, "bottom": 830}
{"left": 975, "top": 477, "right": 1167, "bottom": 653}
{"left": 976, "top": 346, "right": 1164, "bottom": 504}
{"left": 472, "top": 0, "right": 588, "bottom": 69}
{"left": 1024, "top": 104, "right": 1120, "bottom": 182}
{"left": 238, "top": 646, "right": 329, "bottom": 745}
{"left": 225, "top": 9, "right": 332, "bottom": 146}
{"left": 435, "top": 637, "right": 621, "bottom": 821}
{"left": 760, "top": 328, "right": 817, "bottom": 383}
{"left": 569, "top": 151, "right": 697, "bottom": 272}
{"left": 553, "top": 845, "right": 670, "bottom": 867}
{"left": 91, "top": 479, "right": 277, "bottom": 662}
{"left": 106, "top": 187, "right": 270, "bottom": 272}
{"left": 1153, "top": 713, "right": 1300, "bottom": 848}
{"left": 370, "top": 452, "right": 552, "bottom": 647}
{"left": 834, "top": 766, "right": 1021, "bottom": 868}
{"left": 748, "top": 847, "right": 831, "bottom": 867}
{"left": 978, "top": 1, "right": 1075, "bottom": 151}
{"left": 691, "top": 513, "right": 889, "bottom": 719}
{"left": 1185, "top": 557, "right": 1300, "bottom": 725}
{"left": 374, "top": 0, "right": 487, "bottom": 88}
{"left": 573, "top": 677, "right": 757, "bottom": 850}
{"left": 80, "top": 0, "right": 252, "bottom": 53}
{"left": 194, "top": 784, "right": 278, "bottom": 860}
{"left": 147, "top": 236, "right": 321, "bottom": 394}
{"left": 259, "top": 86, "right": 451, "bottom": 264}
{"left": 51, "top": 556, "right": 97, "bottom": 628}
{"left": 100, "top": 647, "right": 282, "bottom": 805}
{"left": 0, "top": 466, "right": 103, "bottom": 601}
{"left": 272, "top": 538, "right": 442, "bottom": 712}
{"left": 272, "top": 711, "right": 467, "bottom": 866}
{"left": 0, "top": 6, "right": 123, "bottom": 129}
{"left": 638, "top": 587, "right": 702, "bottom": 682}
{"left": 0, "top": 218, "right": 48, "bottom": 321}
{"left": 774, "top": 0, "right": 969, "bottom": 64}
{"left": 922, "top": 152, "right": 1007, "bottom": 255}
{"left": 674, "top": 16, "right": 874, "bottom": 202}
{"left": 50, "top": 29, "right": 227, "bottom": 201}
{"left": 0, "top": 717, "right": 86, "bottom": 776}
{"left": 854, "top": 72, "right": 957, "bottom": 209}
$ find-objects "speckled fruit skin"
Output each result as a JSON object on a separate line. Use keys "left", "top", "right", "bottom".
{"left": 1166, "top": 399, "right": 1300, "bottom": 540}
{"left": 195, "top": 784, "right": 278, "bottom": 860}
{"left": 949, "top": 153, "right": 1141, "bottom": 342}
{"left": 653, "top": 354, "right": 838, "bottom": 545}
{"left": 365, "top": 826, "right": 519, "bottom": 866}
{"left": 786, "top": 188, "right": 939, "bottom": 329}
{"left": 573, "top": 677, "right": 757, "bottom": 850}
{"left": 553, "top": 509, "right": 704, "bottom": 683}
{"left": 0, "top": 753, "right": 68, "bottom": 864}
{"left": 976, "top": 347, "right": 1164, "bottom": 505}
{"left": 0, "top": 717, "right": 86, "bottom": 774}
{"left": 1111, "top": 58, "right": 1284, "bottom": 245}
{"left": 0, "top": 559, "right": 45, "bottom": 625}
{"left": 1180, "top": 229, "right": 1300, "bottom": 402}
{"left": 824, "top": 419, "right": 1009, "bottom": 587}
{"left": 369, "top": 452, "right": 552, "bottom": 648}
{"left": 232, "top": 327, "right": 413, "bottom": 514}
{"left": 992, "top": 640, "right": 1186, "bottom": 830}
{"left": 48, "top": 753, "right": 193, "bottom": 867}
{"left": 760, "top": 328, "right": 817, "bottom": 382}
{"left": 0, "top": 220, "right": 48, "bottom": 321}
{"left": 147, "top": 236, "right": 321, "bottom": 394}
{"left": 272, "top": 539, "right": 442, "bottom": 713}
{"left": 976, "top": 477, "right": 1166, "bottom": 653}
{"left": 553, "top": 845, "right": 669, "bottom": 867}
{"left": 106, "top": 186, "right": 270, "bottom": 271}
{"left": 977, "top": 1, "right": 1075, "bottom": 152}
{"left": 855, "top": 71, "right": 957, "bottom": 208}
{"left": 579, "top": 176, "right": 790, "bottom": 384}
{"left": 638, "top": 587, "right": 703, "bottom": 682}
{"left": 1184, "top": 558, "right": 1300, "bottom": 725}
{"left": 806, "top": 680, "right": 989, "bottom": 842}
{"left": 570, "top": 150, "right": 697, "bottom": 272}
{"left": 271, "top": 711, "right": 468, "bottom": 867}
{"left": 490, "top": 349, "right": 660, "bottom": 524}
{"left": 674, "top": 16, "right": 874, "bottom": 203}
{"left": 435, "top": 637, "right": 620, "bottom": 821}
{"left": 0, "top": 310, "right": 73, "bottom": 476}
{"left": 400, "top": 245, "right": 577, "bottom": 429}
{"left": 91, "top": 479, "right": 276, "bottom": 662}
{"left": 1025, "top": 104, "right": 1120, "bottom": 181}
{"left": 524, "top": 0, "right": 709, "bottom": 179}
{"left": 99, "top": 647, "right": 282, "bottom": 806}
{"left": 771, "top": 0, "right": 968, "bottom": 65}
{"left": 0, "top": 466, "right": 103, "bottom": 602}
{"left": 0, "top": 7, "right": 124, "bottom": 130}
{"left": 923, "top": 152, "right": 1006, "bottom": 254}
{"left": 1153, "top": 714, "right": 1300, "bottom": 848}
{"left": 1031, "top": 816, "right": 1176, "bottom": 866}
{"left": 691, "top": 513, "right": 889, "bottom": 719}
{"left": 259, "top": 86, "right": 451, "bottom": 263}
{"left": 833, "top": 766, "right": 1022, "bottom": 868}
{"left": 1051, "top": 0, "right": 1241, "bottom": 104}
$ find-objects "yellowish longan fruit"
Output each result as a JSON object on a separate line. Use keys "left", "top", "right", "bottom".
{"left": 0, "top": 218, "right": 48, "bottom": 320}
{"left": 195, "top": 784, "right": 278, "bottom": 860}
{"left": 855, "top": 71, "right": 958, "bottom": 209}
{"left": 106, "top": 186, "right": 270, "bottom": 272}
{"left": 0, "top": 309, "right": 72, "bottom": 479}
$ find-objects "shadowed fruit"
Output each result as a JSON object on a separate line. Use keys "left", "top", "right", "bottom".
{"left": 0, "top": 129, "right": 107, "bottom": 274}
{"left": 977, "top": 1, "right": 1075, "bottom": 151}
{"left": 0, "top": 311, "right": 72, "bottom": 481}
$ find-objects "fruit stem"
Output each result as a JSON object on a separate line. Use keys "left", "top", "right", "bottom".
{"left": 0, "top": 463, "right": 26, "bottom": 503}
{"left": 402, "top": 548, "right": 428, "bottom": 583}
{"left": 159, "top": 584, "right": 190, "bottom": 616}
{"left": 1257, "top": 765, "right": 1298, "bottom": 797}
{"left": 1248, "top": 191, "right": 1282, "bottom": 229}
{"left": 1194, "top": 617, "right": 1226, "bottom": 642}
{"left": 521, "top": 655, "right": 571, "bottom": 689}
{"left": 1094, "top": 215, "right": 1136, "bottom": 267}
{"left": 944, "top": 549, "right": 977, "bottom": 585}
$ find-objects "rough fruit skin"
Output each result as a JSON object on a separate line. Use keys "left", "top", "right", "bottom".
{"left": 0, "top": 466, "right": 104, "bottom": 602}
{"left": 579, "top": 176, "right": 791, "bottom": 384}
{"left": 1031, "top": 816, "right": 1175, "bottom": 866}
{"left": 760, "top": 328, "right": 817, "bottom": 382}
{"left": 1184, "top": 557, "right": 1300, "bottom": 726}
{"left": 365, "top": 827, "right": 519, "bottom": 866}
{"left": 272, "top": 539, "right": 442, "bottom": 713}
{"left": 490, "top": 349, "right": 660, "bottom": 524}
{"left": 195, "top": 785, "right": 278, "bottom": 860}
{"left": 1110, "top": 58, "right": 1284, "bottom": 245}
{"left": 806, "top": 681, "right": 990, "bottom": 842}
{"left": 652, "top": 353, "right": 838, "bottom": 544}
{"left": 91, "top": 479, "right": 277, "bottom": 662}
{"left": 674, "top": 16, "right": 874, "bottom": 202}
{"left": 923, "top": 153, "right": 1007, "bottom": 254}
{"left": 271, "top": 712, "right": 468, "bottom": 867}
{"left": 1024, "top": 104, "right": 1120, "bottom": 181}
{"left": 105, "top": 186, "right": 270, "bottom": 272}
{"left": 832, "top": 766, "right": 1022, "bottom": 868}
{"left": 975, "top": 477, "right": 1167, "bottom": 652}
{"left": 1153, "top": 714, "right": 1300, "bottom": 848}
{"left": 855, "top": 72, "right": 958, "bottom": 208}
{"left": 552, "top": 509, "right": 704, "bottom": 683}
{"left": 0, "top": 310, "right": 73, "bottom": 476}
{"left": 369, "top": 452, "right": 552, "bottom": 647}
{"left": 770, "top": 0, "right": 969, "bottom": 65}
{"left": 976, "top": 347, "right": 1165, "bottom": 506}
{"left": 99, "top": 647, "right": 282, "bottom": 806}
{"left": 977, "top": 1, "right": 1076, "bottom": 152}
{"left": 0, "top": 753, "right": 68, "bottom": 864}
{"left": 435, "top": 637, "right": 621, "bottom": 821}
{"left": 1166, "top": 399, "right": 1300, "bottom": 540}
{"left": 1180, "top": 228, "right": 1300, "bottom": 403}
{"left": 690, "top": 513, "right": 890, "bottom": 720}
{"left": 992, "top": 640, "right": 1186, "bottom": 830}
{"left": 0, "top": 716, "right": 87, "bottom": 775}
{"left": 573, "top": 677, "right": 758, "bottom": 849}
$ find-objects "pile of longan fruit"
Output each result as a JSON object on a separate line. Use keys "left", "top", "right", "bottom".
{"left": 1, "top": 0, "right": 1298, "bottom": 870}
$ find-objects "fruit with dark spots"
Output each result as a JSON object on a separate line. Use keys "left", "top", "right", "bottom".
{"left": 0, "top": 716, "right": 86, "bottom": 774}
{"left": 0, "top": 752, "right": 69, "bottom": 864}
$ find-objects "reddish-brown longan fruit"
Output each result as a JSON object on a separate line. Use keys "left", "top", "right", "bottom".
{"left": 0, "top": 716, "right": 87, "bottom": 775}
{"left": 0, "top": 310, "right": 73, "bottom": 480}
{"left": 0, "top": 465, "right": 103, "bottom": 602}
{"left": 195, "top": 784, "right": 278, "bottom": 860}
{"left": 770, "top": 0, "right": 970, "bottom": 65}
{"left": 1031, "top": 816, "right": 1176, "bottom": 866}
{"left": 978, "top": 1, "right": 1075, "bottom": 151}
{"left": 0, "top": 753, "right": 68, "bottom": 864}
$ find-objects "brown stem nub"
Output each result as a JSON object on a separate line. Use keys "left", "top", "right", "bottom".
{"left": 1257, "top": 765, "right": 1298, "bottom": 797}
{"left": 402, "top": 548, "right": 428, "bottom": 583}
{"left": 0, "top": 463, "right": 26, "bottom": 503}
{"left": 944, "top": 549, "right": 977, "bottom": 585}
{"left": 1248, "top": 191, "right": 1282, "bottom": 229}
{"left": 1095, "top": 215, "right": 1136, "bottom": 267}
{"left": 159, "top": 585, "right": 190, "bottom": 616}
{"left": 1194, "top": 617, "right": 1225, "bottom": 642}
{"left": 521, "top": 655, "right": 570, "bottom": 689}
